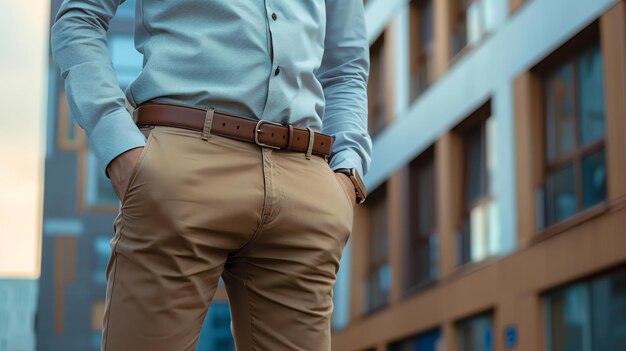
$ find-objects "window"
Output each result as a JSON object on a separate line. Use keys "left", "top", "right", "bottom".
{"left": 406, "top": 147, "right": 438, "bottom": 291}
{"left": 331, "top": 243, "right": 351, "bottom": 331}
{"left": 541, "top": 41, "right": 606, "bottom": 228}
{"left": 544, "top": 267, "right": 626, "bottom": 351}
{"left": 92, "top": 236, "right": 111, "bottom": 286}
{"left": 457, "top": 313, "right": 494, "bottom": 351}
{"left": 196, "top": 302, "right": 235, "bottom": 351}
{"left": 365, "top": 184, "right": 390, "bottom": 313}
{"left": 456, "top": 104, "right": 497, "bottom": 265}
{"left": 109, "top": 35, "right": 143, "bottom": 89}
{"left": 409, "top": 0, "right": 434, "bottom": 101}
{"left": 388, "top": 328, "right": 442, "bottom": 351}
{"left": 56, "top": 91, "right": 82, "bottom": 151}
{"left": 368, "top": 33, "right": 387, "bottom": 137}
{"left": 450, "top": 0, "right": 497, "bottom": 58}
{"left": 85, "top": 149, "right": 119, "bottom": 207}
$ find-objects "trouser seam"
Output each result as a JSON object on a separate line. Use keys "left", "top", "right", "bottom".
{"left": 244, "top": 267, "right": 259, "bottom": 351}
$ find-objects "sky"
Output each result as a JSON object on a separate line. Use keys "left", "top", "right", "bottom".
{"left": 0, "top": 1, "right": 49, "bottom": 278}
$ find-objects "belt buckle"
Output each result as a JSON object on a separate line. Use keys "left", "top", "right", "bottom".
{"left": 254, "top": 119, "right": 283, "bottom": 149}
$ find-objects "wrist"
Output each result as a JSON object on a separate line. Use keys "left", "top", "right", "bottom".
{"left": 333, "top": 167, "right": 367, "bottom": 204}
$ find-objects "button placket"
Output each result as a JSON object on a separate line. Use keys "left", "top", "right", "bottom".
{"left": 260, "top": 0, "right": 283, "bottom": 121}
{"left": 264, "top": 0, "right": 275, "bottom": 65}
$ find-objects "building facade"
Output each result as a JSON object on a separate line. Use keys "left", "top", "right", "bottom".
{"left": 0, "top": 279, "right": 37, "bottom": 351}
{"left": 39, "top": 1, "right": 234, "bottom": 350}
{"left": 331, "top": 0, "right": 626, "bottom": 350}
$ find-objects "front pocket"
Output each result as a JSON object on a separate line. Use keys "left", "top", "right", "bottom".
{"left": 317, "top": 156, "right": 355, "bottom": 211}
{"left": 121, "top": 126, "right": 155, "bottom": 206}
{"left": 333, "top": 172, "right": 356, "bottom": 210}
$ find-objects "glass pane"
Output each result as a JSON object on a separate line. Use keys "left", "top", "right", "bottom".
{"left": 590, "top": 269, "right": 626, "bottom": 350}
{"left": 459, "top": 198, "right": 498, "bottom": 263}
{"left": 547, "top": 284, "right": 591, "bottom": 351}
{"left": 196, "top": 302, "right": 235, "bottom": 351}
{"left": 388, "top": 329, "right": 441, "bottom": 351}
{"left": 370, "top": 193, "right": 388, "bottom": 263}
{"left": 428, "top": 235, "right": 439, "bottom": 279}
{"left": 417, "top": 158, "right": 435, "bottom": 235}
{"left": 97, "top": 171, "right": 119, "bottom": 204}
{"left": 581, "top": 149, "right": 606, "bottom": 209}
{"left": 420, "top": 0, "right": 434, "bottom": 49}
{"left": 577, "top": 43, "right": 605, "bottom": 147}
{"left": 368, "top": 35, "right": 386, "bottom": 136}
{"left": 458, "top": 314, "right": 493, "bottom": 351}
{"left": 66, "top": 115, "right": 76, "bottom": 141}
{"left": 486, "top": 199, "right": 501, "bottom": 256}
{"left": 469, "top": 203, "right": 488, "bottom": 262}
{"left": 464, "top": 124, "right": 485, "bottom": 206}
{"left": 367, "top": 264, "right": 390, "bottom": 311}
{"left": 457, "top": 216, "right": 472, "bottom": 265}
{"left": 411, "top": 0, "right": 434, "bottom": 100}
{"left": 92, "top": 237, "right": 111, "bottom": 285}
{"left": 546, "top": 64, "right": 575, "bottom": 162}
{"left": 481, "top": 0, "right": 499, "bottom": 34}
{"left": 451, "top": 16, "right": 467, "bottom": 57}
{"left": 410, "top": 237, "right": 433, "bottom": 287}
{"left": 545, "top": 164, "right": 576, "bottom": 226}
{"left": 109, "top": 36, "right": 143, "bottom": 89}
{"left": 466, "top": 1, "right": 482, "bottom": 45}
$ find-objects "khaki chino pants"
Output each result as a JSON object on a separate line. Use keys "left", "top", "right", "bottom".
{"left": 102, "top": 123, "right": 355, "bottom": 350}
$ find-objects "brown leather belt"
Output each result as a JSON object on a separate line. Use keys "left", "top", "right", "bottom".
{"left": 132, "top": 102, "right": 333, "bottom": 158}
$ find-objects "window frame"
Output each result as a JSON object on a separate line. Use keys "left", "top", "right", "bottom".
{"left": 462, "top": 118, "right": 491, "bottom": 212}
{"left": 404, "top": 146, "right": 438, "bottom": 293}
{"left": 364, "top": 183, "right": 390, "bottom": 314}
{"left": 455, "top": 311, "right": 495, "bottom": 351}
{"left": 539, "top": 37, "right": 607, "bottom": 229}
{"left": 56, "top": 91, "right": 84, "bottom": 151}
{"left": 408, "top": 0, "right": 435, "bottom": 102}
{"left": 454, "top": 102, "right": 493, "bottom": 266}
{"left": 450, "top": 0, "right": 470, "bottom": 58}
{"left": 367, "top": 32, "right": 388, "bottom": 138}
{"left": 543, "top": 266, "right": 626, "bottom": 351}
{"left": 388, "top": 328, "right": 442, "bottom": 351}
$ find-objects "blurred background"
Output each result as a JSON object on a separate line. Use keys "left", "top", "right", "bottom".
{"left": 1, "top": 0, "right": 625, "bottom": 350}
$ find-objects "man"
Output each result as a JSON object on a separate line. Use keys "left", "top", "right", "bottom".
{"left": 50, "top": 0, "right": 372, "bottom": 350}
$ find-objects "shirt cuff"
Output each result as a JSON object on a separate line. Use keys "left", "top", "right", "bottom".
{"left": 87, "top": 109, "right": 147, "bottom": 179}
{"left": 328, "top": 148, "right": 365, "bottom": 178}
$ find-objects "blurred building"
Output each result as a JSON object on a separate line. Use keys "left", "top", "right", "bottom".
{"left": 39, "top": 1, "right": 234, "bottom": 350}
{"left": 331, "top": 0, "right": 626, "bottom": 350}
{"left": 0, "top": 279, "right": 37, "bottom": 351}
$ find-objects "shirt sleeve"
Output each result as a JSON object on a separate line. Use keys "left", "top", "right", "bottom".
{"left": 50, "top": 0, "right": 147, "bottom": 179}
{"left": 316, "top": 0, "right": 373, "bottom": 177}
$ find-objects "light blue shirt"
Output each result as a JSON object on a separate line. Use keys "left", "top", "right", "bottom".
{"left": 50, "top": 0, "right": 372, "bottom": 179}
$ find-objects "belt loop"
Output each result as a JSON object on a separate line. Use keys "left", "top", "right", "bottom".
{"left": 201, "top": 107, "right": 215, "bottom": 141}
{"left": 324, "top": 135, "right": 335, "bottom": 162}
{"left": 286, "top": 124, "right": 295, "bottom": 149}
{"left": 305, "top": 126, "right": 314, "bottom": 160}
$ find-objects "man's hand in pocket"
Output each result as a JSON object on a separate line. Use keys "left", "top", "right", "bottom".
{"left": 334, "top": 172, "right": 357, "bottom": 209}
{"left": 106, "top": 147, "right": 145, "bottom": 203}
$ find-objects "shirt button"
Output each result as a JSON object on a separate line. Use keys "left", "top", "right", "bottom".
{"left": 271, "top": 12, "right": 278, "bottom": 20}
{"left": 274, "top": 66, "right": 280, "bottom": 75}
